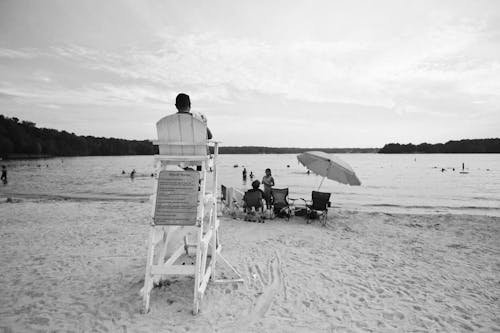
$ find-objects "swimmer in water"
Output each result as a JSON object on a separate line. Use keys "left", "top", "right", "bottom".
{"left": 1, "top": 165, "right": 7, "bottom": 185}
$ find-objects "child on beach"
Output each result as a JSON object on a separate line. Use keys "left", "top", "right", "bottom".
{"left": 262, "top": 168, "right": 275, "bottom": 208}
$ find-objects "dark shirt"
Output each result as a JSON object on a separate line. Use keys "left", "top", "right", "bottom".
{"left": 248, "top": 188, "right": 264, "bottom": 196}
{"left": 243, "top": 188, "right": 265, "bottom": 208}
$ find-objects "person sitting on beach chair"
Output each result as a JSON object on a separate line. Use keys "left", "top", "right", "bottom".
{"left": 243, "top": 180, "right": 265, "bottom": 223}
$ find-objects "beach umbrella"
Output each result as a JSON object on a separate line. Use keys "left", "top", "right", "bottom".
{"left": 297, "top": 151, "right": 361, "bottom": 189}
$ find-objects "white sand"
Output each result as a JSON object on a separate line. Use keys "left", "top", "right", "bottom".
{"left": 1, "top": 199, "right": 499, "bottom": 332}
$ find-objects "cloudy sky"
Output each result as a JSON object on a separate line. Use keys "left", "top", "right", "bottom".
{"left": 0, "top": 0, "right": 499, "bottom": 147}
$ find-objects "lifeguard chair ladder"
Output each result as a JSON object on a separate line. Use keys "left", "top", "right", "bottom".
{"left": 142, "top": 113, "right": 242, "bottom": 314}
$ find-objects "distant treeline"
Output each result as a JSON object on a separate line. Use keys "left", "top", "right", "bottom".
{"left": 0, "top": 115, "right": 379, "bottom": 159}
{"left": 218, "top": 146, "right": 378, "bottom": 154}
{"left": 4, "top": 114, "right": 497, "bottom": 158}
{"left": 0, "top": 115, "right": 155, "bottom": 158}
{"left": 379, "top": 139, "right": 500, "bottom": 153}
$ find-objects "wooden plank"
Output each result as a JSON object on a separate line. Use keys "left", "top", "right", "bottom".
{"left": 212, "top": 278, "right": 245, "bottom": 284}
{"left": 200, "top": 229, "right": 213, "bottom": 247}
{"left": 217, "top": 252, "right": 243, "bottom": 279}
{"left": 142, "top": 227, "right": 156, "bottom": 313}
{"left": 198, "top": 265, "right": 212, "bottom": 294}
{"left": 163, "top": 244, "right": 186, "bottom": 266}
{"left": 153, "top": 171, "right": 199, "bottom": 226}
{"left": 151, "top": 264, "right": 196, "bottom": 276}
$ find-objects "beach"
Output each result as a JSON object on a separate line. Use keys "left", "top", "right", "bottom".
{"left": 1, "top": 198, "right": 499, "bottom": 332}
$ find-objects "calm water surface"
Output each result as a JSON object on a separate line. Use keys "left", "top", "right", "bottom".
{"left": 1, "top": 154, "right": 499, "bottom": 216}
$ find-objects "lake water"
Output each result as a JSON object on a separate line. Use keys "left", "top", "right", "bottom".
{"left": 1, "top": 154, "right": 499, "bottom": 216}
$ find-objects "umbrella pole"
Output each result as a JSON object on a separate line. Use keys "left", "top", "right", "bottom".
{"left": 318, "top": 165, "right": 330, "bottom": 190}
{"left": 318, "top": 177, "right": 325, "bottom": 191}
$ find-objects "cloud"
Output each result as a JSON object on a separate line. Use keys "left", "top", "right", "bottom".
{"left": 0, "top": 48, "right": 42, "bottom": 59}
{"left": 2, "top": 16, "right": 499, "bottom": 114}
{"left": 3, "top": 6, "right": 499, "bottom": 110}
{"left": 1, "top": 0, "right": 499, "bottom": 144}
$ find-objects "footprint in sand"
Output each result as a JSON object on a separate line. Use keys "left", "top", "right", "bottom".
{"left": 250, "top": 255, "right": 283, "bottom": 318}
{"left": 383, "top": 311, "right": 405, "bottom": 321}
{"left": 223, "top": 253, "right": 284, "bottom": 331}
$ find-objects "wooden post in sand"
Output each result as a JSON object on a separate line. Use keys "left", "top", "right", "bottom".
{"left": 142, "top": 114, "right": 243, "bottom": 315}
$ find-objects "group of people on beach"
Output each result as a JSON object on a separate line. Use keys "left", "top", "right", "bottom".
{"left": 243, "top": 168, "right": 275, "bottom": 209}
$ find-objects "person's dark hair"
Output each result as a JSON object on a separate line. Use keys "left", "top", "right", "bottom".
{"left": 175, "top": 93, "right": 191, "bottom": 111}
{"left": 265, "top": 168, "right": 271, "bottom": 173}
{"left": 251, "top": 180, "right": 260, "bottom": 189}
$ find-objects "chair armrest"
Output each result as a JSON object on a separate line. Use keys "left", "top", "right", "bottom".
{"left": 299, "top": 198, "right": 312, "bottom": 205}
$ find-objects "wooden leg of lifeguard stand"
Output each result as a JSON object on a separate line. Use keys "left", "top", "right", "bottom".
{"left": 210, "top": 146, "right": 218, "bottom": 281}
{"left": 193, "top": 226, "right": 202, "bottom": 314}
{"left": 142, "top": 226, "right": 155, "bottom": 313}
{"left": 193, "top": 163, "right": 206, "bottom": 315}
{"left": 210, "top": 202, "right": 218, "bottom": 280}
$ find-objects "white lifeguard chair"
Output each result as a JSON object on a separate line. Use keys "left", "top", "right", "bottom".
{"left": 142, "top": 113, "right": 242, "bottom": 314}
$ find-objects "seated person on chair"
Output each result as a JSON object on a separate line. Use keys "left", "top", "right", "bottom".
{"left": 242, "top": 180, "right": 265, "bottom": 222}
{"left": 175, "top": 93, "right": 213, "bottom": 140}
{"left": 168, "top": 93, "right": 213, "bottom": 171}
{"left": 243, "top": 180, "right": 265, "bottom": 212}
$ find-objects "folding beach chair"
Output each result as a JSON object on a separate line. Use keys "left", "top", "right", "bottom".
{"left": 220, "top": 184, "right": 230, "bottom": 215}
{"left": 302, "top": 191, "right": 331, "bottom": 226}
{"left": 271, "top": 188, "right": 291, "bottom": 220}
{"left": 221, "top": 184, "right": 227, "bottom": 205}
{"left": 142, "top": 113, "right": 242, "bottom": 315}
{"left": 242, "top": 189, "right": 265, "bottom": 222}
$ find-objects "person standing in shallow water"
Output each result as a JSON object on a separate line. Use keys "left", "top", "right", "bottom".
{"left": 242, "top": 168, "right": 247, "bottom": 181}
{"left": 1, "top": 165, "right": 7, "bottom": 184}
{"left": 262, "top": 168, "right": 275, "bottom": 208}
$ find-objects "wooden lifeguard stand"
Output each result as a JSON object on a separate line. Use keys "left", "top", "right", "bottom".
{"left": 142, "top": 113, "right": 242, "bottom": 314}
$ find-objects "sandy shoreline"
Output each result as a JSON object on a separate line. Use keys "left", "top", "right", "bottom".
{"left": 1, "top": 199, "right": 499, "bottom": 332}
